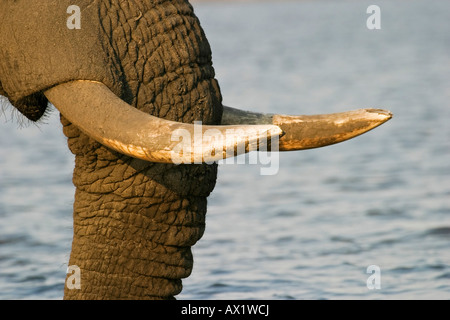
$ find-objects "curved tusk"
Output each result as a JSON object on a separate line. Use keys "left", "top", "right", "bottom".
{"left": 273, "top": 109, "right": 392, "bottom": 151}
{"left": 44, "top": 81, "right": 283, "bottom": 164}
{"left": 222, "top": 106, "right": 392, "bottom": 151}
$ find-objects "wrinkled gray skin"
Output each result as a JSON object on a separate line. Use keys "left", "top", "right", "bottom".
{"left": 0, "top": 0, "right": 393, "bottom": 300}
{"left": 0, "top": 0, "right": 223, "bottom": 299}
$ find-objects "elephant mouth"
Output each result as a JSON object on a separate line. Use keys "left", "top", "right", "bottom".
{"left": 44, "top": 80, "right": 392, "bottom": 164}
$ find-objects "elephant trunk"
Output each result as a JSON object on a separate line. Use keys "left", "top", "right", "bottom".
{"left": 61, "top": 116, "right": 214, "bottom": 300}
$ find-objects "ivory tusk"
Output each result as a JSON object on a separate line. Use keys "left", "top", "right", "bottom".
{"left": 44, "top": 81, "right": 283, "bottom": 164}
{"left": 273, "top": 108, "right": 392, "bottom": 151}
{"left": 222, "top": 106, "right": 392, "bottom": 151}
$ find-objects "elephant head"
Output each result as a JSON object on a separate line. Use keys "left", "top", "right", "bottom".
{"left": 0, "top": 0, "right": 391, "bottom": 300}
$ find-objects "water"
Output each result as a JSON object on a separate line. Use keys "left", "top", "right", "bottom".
{"left": 1, "top": 0, "right": 449, "bottom": 299}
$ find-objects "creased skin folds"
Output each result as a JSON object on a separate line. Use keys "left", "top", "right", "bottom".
{"left": 63, "top": 0, "right": 223, "bottom": 300}
{"left": 0, "top": 0, "right": 223, "bottom": 300}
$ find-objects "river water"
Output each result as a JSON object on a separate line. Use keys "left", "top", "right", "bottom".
{"left": 0, "top": 0, "right": 449, "bottom": 299}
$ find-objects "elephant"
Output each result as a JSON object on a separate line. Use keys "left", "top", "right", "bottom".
{"left": 0, "top": 0, "right": 391, "bottom": 300}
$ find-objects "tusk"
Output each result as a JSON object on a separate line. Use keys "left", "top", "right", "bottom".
{"left": 222, "top": 106, "right": 392, "bottom": 151}
{"left": 44, "top": 81, "right": 283, "bottom": 164}
{"left": 274, "top": 109, "right": 392, "bottom": 151}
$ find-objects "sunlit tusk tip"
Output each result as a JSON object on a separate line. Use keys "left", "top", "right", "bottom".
{"left": 363, "top": 108, "right": 393, "bottom": 122}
